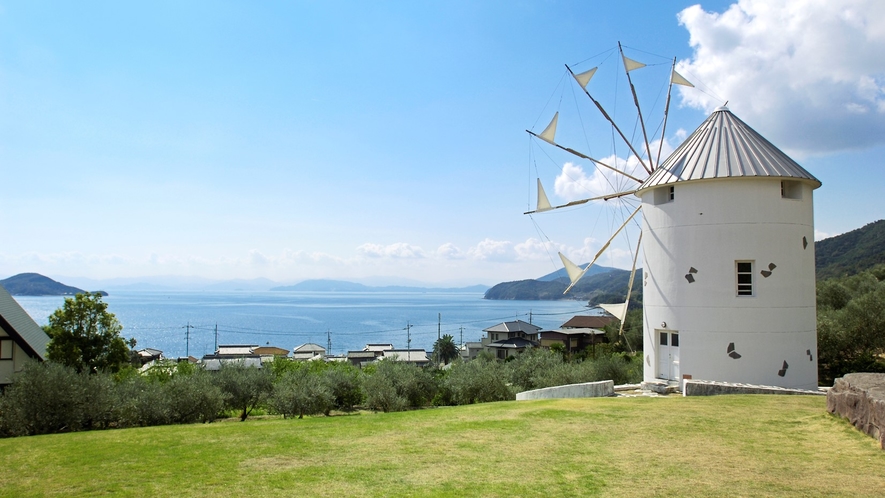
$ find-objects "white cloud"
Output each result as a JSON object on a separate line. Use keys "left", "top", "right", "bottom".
{"left": 467, "top": 238, "right": 512, "bottom": 261}
{"left": 356, "top": 242, "right": 426, "bottom": 259}
{"left": 436, "top": 243, "right": 465, "bottom": 260}
{"left": 676, "top": 0, "right": 885, "bottom": 155}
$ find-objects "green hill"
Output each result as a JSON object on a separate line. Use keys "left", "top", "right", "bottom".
{"left": 0, "top": 273, "right": 88, "bottom": 296}
{"left": 816, "top": 219, "right": 885, "bottom": 279}
{"left": 484, "top": 267, "right": 642, "bottom": 306}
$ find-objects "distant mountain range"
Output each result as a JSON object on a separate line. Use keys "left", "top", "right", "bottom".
{"left": 3, "top": 220, "right": 879, "bottom": 299}
{"left": 0, "top": 273, "right": 106, "bottom": 296}
{"left": 485, "top": 219, "right": 885, "bottom": 301}
{"left": 271, "top": 279, "right": 489, "bottom": 293}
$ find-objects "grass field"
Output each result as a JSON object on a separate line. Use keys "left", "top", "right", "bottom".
{"left": 1, "top": 395, "right": 883, "bottom": 497}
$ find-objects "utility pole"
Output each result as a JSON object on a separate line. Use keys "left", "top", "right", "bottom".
{"left": 327, "top": 330, "right": 332, "bottom": 356}
{"left": 214, "top": 323, "right": 218, "bottom": 352}
{"left": 185, "top": 322, "right": 194, "bottom": 357}
{"left": 460, "top": 326, "right": 464, "bottom": 346}
{"left": 529, "top": 310, "right": 533, "bottom": 324}
{"left": 405, "top": 321, "right": 412, "bottom": 350}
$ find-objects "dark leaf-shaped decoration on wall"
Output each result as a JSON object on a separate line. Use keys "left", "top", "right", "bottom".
{"left": 727, "top": 342, "right": 742, "bottom": 359}
{"left": 777, "top": 360, "right": 789, "bottom": 377}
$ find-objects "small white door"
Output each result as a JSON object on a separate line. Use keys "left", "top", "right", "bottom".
{"left": 657, "top": 330, "right": 680, "bottom": 381}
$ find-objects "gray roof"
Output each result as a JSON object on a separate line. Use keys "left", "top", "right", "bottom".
{"left": 294, "top": 343, "right": 326, "bottom": 353}
{"left": 638, "top": 107, "right": 821, "bottom": 193}
{"left": 0, "top": 285, "right": 50, "bottom": 360}
{"left": 544, "top": 328, "right": 606, "bottom": 336}
{"left": 483, "top": 320, "right": 542, "bottom": 334}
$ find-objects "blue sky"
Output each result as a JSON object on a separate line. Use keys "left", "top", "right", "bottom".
{"left": 1, "top": 0, "right": 883, "bottom": 286}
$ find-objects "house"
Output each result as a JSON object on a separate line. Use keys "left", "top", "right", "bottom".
{"left": 380, "top": 349, "right": 430, "bottom": 367}
{"left": 201, "top": 344, "right": 263, "bottom": 370}
{"left": 560, "top": 315, "right": 615, "bottom": 330}
{"left": 481, "top": 320, "right": 541, "bottom": 360}
{"left": 460, "top": 341, "right": 484, "bottom": 361}
{"left": 540, "top": 315, "right": 612, "bottom": 354}
{"left": 345, "top": 350, "right": 378, "bottom": 368}
{"left": 252, "top": 345, "right": 289, "bottom": 357}
{"left": 364, "top": 343, "right": 394, "bottom": 353}
{"left": 0, "top": 285, "right": 51, "bottom": 387}
{"left": 135, "top": 348, "right": 164, "bottom": 366}
{"left": 292, "top": 343, "right": 326, "bottom": 361}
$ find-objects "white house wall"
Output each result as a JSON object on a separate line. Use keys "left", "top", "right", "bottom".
{"left": 640, "top": 178, "right": 818, "bottom": 390}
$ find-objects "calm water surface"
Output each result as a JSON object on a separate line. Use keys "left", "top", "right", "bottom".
{"left": 14, "top": 291, "right": 592, "bottom": 358}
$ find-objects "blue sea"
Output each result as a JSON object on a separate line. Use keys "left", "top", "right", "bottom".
{"left": 13, "top": 291, "right": 593, "bottom": 359}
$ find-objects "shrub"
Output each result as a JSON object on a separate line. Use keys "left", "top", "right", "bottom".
{"left": 0, "top": 362, "right": 114, "bottom": 436}
{"left": 506, "top": 348, "right": 565, "bottom": 392}
{"left": 269, "top": 368, "right": 334, "bottom": 419}
{"left": 364, "top": 360, "right": 437, "bottom": 412}
{"left": 444, "top": 358, "right": 513, "bottom": 404}
{"left": 214, "top": 362, "right": 274, "bottom": 421}
{"left": 322, "top": 363, "right": 363, "bottom": 411}
{"left": 165, "top": 370, "right": 225, "bottom": 424}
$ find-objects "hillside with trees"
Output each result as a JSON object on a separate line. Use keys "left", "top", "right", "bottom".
{"left": 816, "top": 219, "right": 885, "bottom": 279}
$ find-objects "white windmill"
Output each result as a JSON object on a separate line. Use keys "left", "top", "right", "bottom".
{"left": 526, "top": 44, "right": 820, "bottom": 390}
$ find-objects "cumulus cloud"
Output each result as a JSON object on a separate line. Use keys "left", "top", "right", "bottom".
{"left": 467, "top": 238, "right": 513, "bottom": 261}
{"left": 676, "top": 0, "right": 885, "bottom": 155}
{"left": 356, "top": 242, "right": 426, "bottom": 259}
{"left": 436, "top": 243, "right": 465, "bottom": 260}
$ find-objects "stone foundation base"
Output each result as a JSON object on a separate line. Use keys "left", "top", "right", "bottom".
{"left": 827, "top": 373, "right": 885, "bottom": 449}
{"left": 683, "top": 379, "right": 824, "bottom": 397}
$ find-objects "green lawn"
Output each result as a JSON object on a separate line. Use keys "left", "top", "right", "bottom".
{"left": 1, "top": 395, "right": 883, "bottom": 497}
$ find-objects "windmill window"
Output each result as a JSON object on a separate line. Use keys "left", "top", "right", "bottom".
{"left": 781, "top": 180, "right": 802, "bottom": 200}
{"left": 0, "top": 339, "right": 12, "bottom": 360}
{"left": 736, "top": 261, "right": 754, "bottom": 296}
{"left": 653, "top": 186, "right": 675, "bottom": 205}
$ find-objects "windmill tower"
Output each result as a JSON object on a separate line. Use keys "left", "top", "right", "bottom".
{"left": 635, "top": 107, "right": 820, "bottom": 390}
{"left": 525, "top": 47, "right": 821, "bottom": 390}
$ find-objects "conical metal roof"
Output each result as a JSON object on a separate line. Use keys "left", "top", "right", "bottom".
{"left": 637, "top": 107, "right": 821, "bottom": 193}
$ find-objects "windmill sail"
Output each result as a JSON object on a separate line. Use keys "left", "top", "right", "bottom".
{"left": 535, "top": 179, "right": 552, "bottom": 213}
{"left": 598, "top": 303, "right": 627, "bottom": 322}
{"left": 622, "top": 55, "right": 646, "bottom": 72}
{"left": 572, "top": 67, "right": 598, "bottom": 89}
{"left": 538, "top": 112, "right": 558, "bottom": 144}
{"left": 671, "top": 69, "right": 694, "bottom": 87}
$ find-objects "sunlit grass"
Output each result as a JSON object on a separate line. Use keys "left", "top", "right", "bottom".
{"left": 1, "top": 395, "right": 883, "bottom": 497}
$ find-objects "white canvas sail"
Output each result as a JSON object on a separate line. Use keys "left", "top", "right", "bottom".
{"left": 572, "top": 67, "right": 598, "bottom": 89}
{"left": 598, "top": 303, "right": 627, "bottom": 322}
{"left": 536, "top": 179, "right": 552, "bottom": 212}
{"left": 558, "top": 253, "right": 585, "bottom": 284}
{"left": 622, "top": 55, "right": 646, "bottom": 72}
{"left": 671, "top": 69, "right": 694, "bottom": 87}
{"left": 538, "top": 112, "right": 558, "bottom": 144}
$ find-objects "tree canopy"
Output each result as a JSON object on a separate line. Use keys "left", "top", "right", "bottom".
{"left": 44, "top": 292, "right": 133, "bottom": 374}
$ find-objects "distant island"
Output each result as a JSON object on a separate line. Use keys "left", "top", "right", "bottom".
{"left": 484, "top": 264, "right": 643, "bottom": 305}
{"left": 271, "top": 279, "right": 489, "bottom": 294}
{"left": 0, "top": 273, "right": 107, "bottom": 297}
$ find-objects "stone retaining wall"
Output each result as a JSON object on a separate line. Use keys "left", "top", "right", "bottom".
{"left": 516, "top": 380, "right": 614, "bottom": 400}
{"left": 683, "top": 379, "right": 824, "bottom": 397}
{"left": 827, "top": 373, "right": 885, "bottom": 449}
